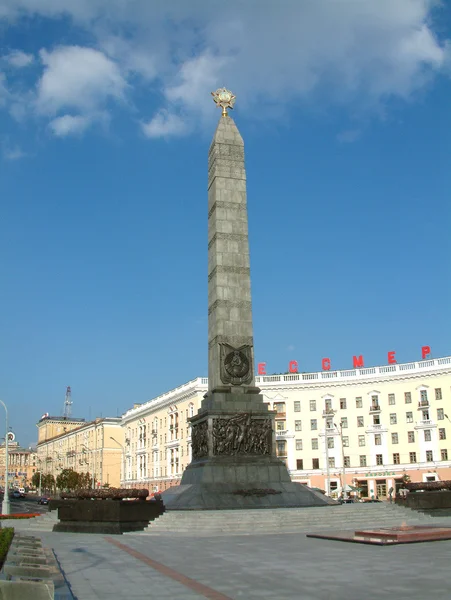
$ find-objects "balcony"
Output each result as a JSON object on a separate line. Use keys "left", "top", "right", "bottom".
{"left": 369, "top": 404, "right": 381, "bottom": 414}
{"left": 418, "top": 400, "right": 430, "bottom": 409}
{"left": 274, "top": 412, "right": 286, "bottom": 419}
{"left": 276, "top": 430, "right": 289, "bottom": 439}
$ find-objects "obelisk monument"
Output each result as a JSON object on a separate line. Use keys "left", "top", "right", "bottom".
{"left": 161, "top": 89, "right": 332, "bottom": 509}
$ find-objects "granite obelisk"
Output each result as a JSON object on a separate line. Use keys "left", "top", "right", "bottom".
{"left": 161, "top": 89, "right": 332, "bottom": 509}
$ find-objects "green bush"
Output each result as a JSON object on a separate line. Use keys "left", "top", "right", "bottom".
{"left": 0, "top": 528, "right": 14, "bottom": 567}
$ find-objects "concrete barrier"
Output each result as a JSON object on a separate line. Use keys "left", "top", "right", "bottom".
{"left": 0, "top": 580, "right": 54, "bottom": 599}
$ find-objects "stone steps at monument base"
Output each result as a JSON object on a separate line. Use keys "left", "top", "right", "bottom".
{"left": 133, "top": 504, "right": 450, "bottom": 535}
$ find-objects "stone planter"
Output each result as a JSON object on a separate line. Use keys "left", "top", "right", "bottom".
{"left": 53, "top": 499, "right": 164, "bottom": 534}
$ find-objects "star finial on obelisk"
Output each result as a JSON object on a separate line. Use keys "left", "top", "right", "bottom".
{"left": 211, "top": 87, "right": 236, "bottom": 116}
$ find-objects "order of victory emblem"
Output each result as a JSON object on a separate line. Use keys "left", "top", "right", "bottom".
{"left": 211, "top": 87, "right": 236, "bottom": 116}
{"left": 220, "top": 343, "right": 252, "bottom": 386}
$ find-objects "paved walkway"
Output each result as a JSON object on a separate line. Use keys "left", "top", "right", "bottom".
{"left": 33, "top": 528, "right": 451, "bottom": 600}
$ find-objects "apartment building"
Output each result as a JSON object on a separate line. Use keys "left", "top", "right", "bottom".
{"left": 122, "top": 356, "right": 451, "bottom": 497}
{"left": 36, "top": 415, "right": 124, "bottom": 488}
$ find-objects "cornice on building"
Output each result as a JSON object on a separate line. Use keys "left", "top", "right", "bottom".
{"left": 121, "top": 357, "right": 450, "bottom": 423}
{"left": 36, "top": 416, "right": 122, "bottom": 447}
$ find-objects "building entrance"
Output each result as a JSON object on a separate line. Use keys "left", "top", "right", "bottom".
{"left": 376, "top": 479, "right": 387, "bottom": 498}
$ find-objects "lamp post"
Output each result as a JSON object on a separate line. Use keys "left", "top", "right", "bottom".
{"left": 335, "top": 422, "right": 348, "bottom": 500}
{"left": 110, "top": 437, "right": 125, "bottom": 487}
{"left": 323, "top": 410, "right": 334, "bottom": 496}
{"left": 0, "top": 400, "right": 10, "bottom": 515}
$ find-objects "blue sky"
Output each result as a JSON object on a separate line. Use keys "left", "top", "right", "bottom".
{"left": 0, "top": 0, "right": 450, "bottom": 447}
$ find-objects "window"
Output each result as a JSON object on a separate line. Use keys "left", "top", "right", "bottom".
{"left": 310, "top": 419, "right": 317, "bottom": 431}
{"left": 371, "top": 395, "right": 379, "bottom": 408}
{"left": 328, "top": 457, "right": 335, "bottom": 468}
{"left": 408, "top": 431, "right": 415, "bottom": 443}
{"left": 437, "top": 408, "right": 444, "bottom": 421}
{"left": 295, "top": 420, "right": 302, "bottom": 431}
{"left": 375, "top": 434, "right": 382, "bottom": 446}
{"left": 409, "top": 452, "right": 416, "bottom": 463}
{"left": 390, "top": 413, "right": 397, "bottom": 425}
{"left": 360, "top": 455, "right": 367, "bottom": 467}
{"left": 406, "top": 412, "right": 413, "bottom": 423}
{"left": 391, "top": 432, "right": 399, "bottom": 444}
{"left": 405, "top": 392, "right": 412, "bottom": 404}
{"left": 326, "top": 418, "right": 333, "bottom": 429}
{"left": 435, "top": 388, "right": 442, "bottom": 400}
{"left": 420, "top": 390, "right": 428, "bottom": 402}
{"left": 274, "top": 402, "right": 285, "bottom": 414}
{"left": 341, "top": 417, "right": 348, "bottom": 428}
{"left": 357, "top": 416, "right": 364, "bottom": 427}
{"left": 439, "top": 428, "right": 446, "bottom": 440}
{"left": 276, "top": 421, "right": 286, "bottom": 431}
{"left": 393, "top": 453, "right": 400, "bottom": 464}
{"left": 296, "top": 459, "right": 304, "bottom": 470}
{"left": 340, "top": 398, "right": 347, "bottom": 409}
{"left": 327, "top": 437, "right": 334, "bottom": 449}
{"left": 311, "top": 438, "right": 318, "bottom": 450}
{"left": 296, "top": 439, "right": 303, "bottom": 451}
{"left": 294, "top": 400, "right": 301, "bottom": 412}
{"left": 325, "top": 399, "right": 332, "bottom": 411}
{"left": 441, "top": 449, "right": 448, "bottom": 461}
{"left": 376, "top": 454, "right": 383, "bottom": 465}
{"left": 426, "top": 450, "right": 433, "bottom": 462}
{"left": 342, "top": 436, "right": 349, "bottom": 447}
{"left": 424, "top": 430, "right": 432, "bottom": 442}
{"left": 310, "top": 400, "right": 316, "bottom": 411}
{"left": 356, "top": 397, "right": 363, "bottom": 408}
{"left": 373, "top": 415, "right": 380, "bottom": 425}
{"left": 358, "top": 435, "right": 365, "bottom": 447}
{"left": 277, "top": 441, "right": 287, "bottom": 456}
{"left": 388, "top": 393, "right": 395, "bottom": 405}
{"left": 312, "top": 458, "right": 319, "bottom": 469}
{"left": 344, "top": 456, "right": 351, "bottom": 467}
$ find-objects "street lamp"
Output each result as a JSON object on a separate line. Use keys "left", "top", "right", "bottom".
{"left": 335, "top": 422, "right": 348, "bottom": 500}
{"left": 0, "top": 400, "right": 10, "bottom": 515}
{"left": 323, "top": 409, "right": 334, "bottom": 496}
{"left": 110, "top": 437, "right": 126, "bottom": 487}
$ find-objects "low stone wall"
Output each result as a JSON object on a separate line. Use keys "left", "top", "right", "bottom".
{"left": 396, "top": 491, "right": 451, "bottom": 510}
{"left": 53, "top": 498, "right": 164, "bottom": 534}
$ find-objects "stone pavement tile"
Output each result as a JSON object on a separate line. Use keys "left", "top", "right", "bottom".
{"left": 30, "top": 529, "right": 451, "bottom": 600}
{"left": 125, "top": 531, "right": 451, "bottom": 600}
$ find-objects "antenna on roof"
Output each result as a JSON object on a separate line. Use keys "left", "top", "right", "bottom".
{"left": 63, "top": 386, "right": 72, "bottom": 419}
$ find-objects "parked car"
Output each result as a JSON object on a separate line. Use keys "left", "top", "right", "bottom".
{"left": 38, "top": 496, "right": 49, "bottom": 505}
{"left": 11, "top": 490, "right": 21, "bottom": 499}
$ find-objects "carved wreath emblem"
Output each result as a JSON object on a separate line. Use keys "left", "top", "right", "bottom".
{"left": 220, "top": 344, "right": 252, "bottom": 385}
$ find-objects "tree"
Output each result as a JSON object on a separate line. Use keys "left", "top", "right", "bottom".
{"left": 56, "top": 468, "right": 81, "bottom": 492}
{"left": 31, "top": 472, "right": 41, "bottom": 488}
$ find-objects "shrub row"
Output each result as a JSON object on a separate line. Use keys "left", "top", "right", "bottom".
{"left": 0, "top": 528, "right": 14, "bottom": 567}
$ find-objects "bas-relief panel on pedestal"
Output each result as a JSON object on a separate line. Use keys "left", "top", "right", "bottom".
{"left": 191, "top": 413, "right": 272, "bottom": 459}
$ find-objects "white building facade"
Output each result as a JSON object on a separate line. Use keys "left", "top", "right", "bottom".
{"left": 122, "top": 356, "right": 451, "bottom": 498}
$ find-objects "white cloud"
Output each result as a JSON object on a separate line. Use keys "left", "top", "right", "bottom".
{"left": 0, "top": 0, "right": 449, "bottom": 138}
{"left": 49, "top": 114, "right": 91, "bottom": 136}
{"left": 337, "top": 129, "right": 362, "bottom": 143}
{"left": 36, "top": 45, "right": 127, "bottom": 115}
{"left": 2, "top": 145, "right": 26, "bottom": 160}
{"left": 142, "top": 110, "right": 187, "bottom": 139}
{"left": 3, "top": 49, "right": 34, "bottom": 67}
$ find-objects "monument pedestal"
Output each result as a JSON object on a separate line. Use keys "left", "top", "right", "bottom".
{"left": 162, "top": 393, "right": 334, "bottom": 510}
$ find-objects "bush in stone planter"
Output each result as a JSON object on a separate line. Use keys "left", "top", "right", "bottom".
{"left": 60, "top": 488, "right": 149, "bottom": 500}
{"left": 405, "top": 480, "right": 451, "bottom": 492}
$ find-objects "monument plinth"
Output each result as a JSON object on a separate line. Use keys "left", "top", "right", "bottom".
{"left": 161, "top": 89, "right": 333, "bottom": 510}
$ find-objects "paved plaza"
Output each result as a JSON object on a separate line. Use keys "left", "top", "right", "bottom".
{"left": 32, "top": 528, "right": 450, "bottom": 600}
